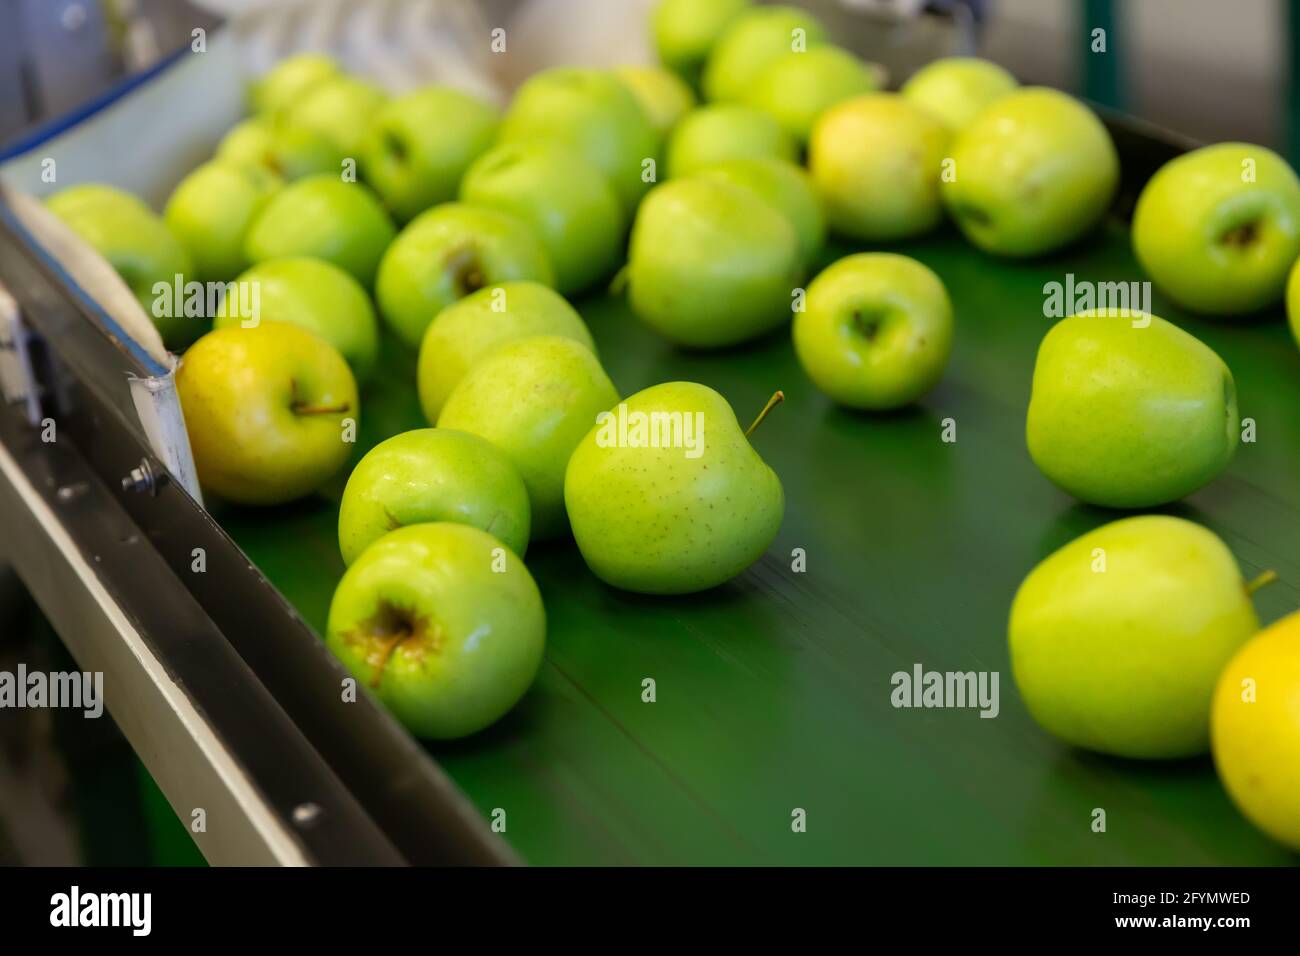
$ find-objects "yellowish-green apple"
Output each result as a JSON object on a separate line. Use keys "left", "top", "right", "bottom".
{"left": 1212, "top": 609, "right": 1300, "bottom": 851}
{"left": 177, "top": 322, "right": 357, "bottom": 505}
{"left": 417, "top": 281, "right": 594, "bottom": 422}
{"left": 1133, "top": 143, "right": 1300, "bottom": 315}
{"left": 497, "top": 67, "right": 658, "bottom": 212}
{"left": 359, "top": 86, "right": 500, "bottom": 223}
{"left": 460, "top": 141, "right": 625, "bottom": 295}
{"left": 702, "top": 5, "right": 827, "bottom": 103}
{"left": 744, "top": 45, "right": 877, "bottom": 146}
{"left": 326, "top": 522, "right": 545, "bottom": 740}
{"left": 565, "top": 381, "right": 784, "bottom": 594}
{"left": 45, "top": 183, "right": 198, "bottom": 349}
{"left": 627, "top": 178, "right": 801, "bottom": 347}
{"left": 1288, "top": 255, "right": 1300, "bottom": 349}
{"left": 942, "top": 88, "right": 1118, "bottom": 256}
{"left": 615, "top": 65, "right": 697, "bottom": 135}
{"left": 900, "top": 57, "right": 1018, "bottom": 131}
{"left": 217, "top": 118, "right": 345, "bottom": 181}
{"left": 213, "top": 257, "right": 379, "bottom": 381}
{"left": 244, "top": 174, "right": 396, "bottom": 288}
{"left": 652, "top": 0, "right": 751, "bottom": 87}
{"left": 1010, "top": 515, "right": 1263, "bottom": 759}
{"left": 692, "top": 157, "right": 825, "bottom": 268}
{"left": 793, "top": 253, "right": 953, "bottom": 410}
{"left": 284, "top": 75, "right": 388, "bottom": 155}
{"left": 438, "top": 335, "right": 618, "bottom": 540}
{"left": 164, "top": 159, "right": 283, "bottom": 282}
{"left": 375, "top": 203, "right": 553, "bottom": 348}
{"left": 337, "top": 428, "right": 531, "bottom": 564}
{"left": 666, "top": 104, "right": 795, "bottom": 177}
{"left": 1026, "top": 310, "right": 1237, "bottom": 508}
{"left": 250, "top": 53, "right": 340, "bottom": 117}
{"left": 808, "top": 93, "right": 949, "bottom": 241}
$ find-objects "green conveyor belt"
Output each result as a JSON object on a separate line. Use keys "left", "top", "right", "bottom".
{"left": 218, "top": 219, "right": 1300, "bottom": 865}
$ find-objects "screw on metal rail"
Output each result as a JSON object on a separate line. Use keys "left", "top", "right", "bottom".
{"left": 121, "top": 458, "right": 166, "bottom": 496}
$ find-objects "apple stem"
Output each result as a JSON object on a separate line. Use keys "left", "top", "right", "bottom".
{"left": 745, "top": 390, "right": 785, "bottom": 438}
{"left": 293, "top": 402, "right": 350, "bottom": 416}
{"left": 1245, "top": 569, "right": 1279, "bottom": 595}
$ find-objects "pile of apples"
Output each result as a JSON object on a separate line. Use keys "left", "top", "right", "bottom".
{"left": 43, "top": 0, "right": 1300, "bottom": 853}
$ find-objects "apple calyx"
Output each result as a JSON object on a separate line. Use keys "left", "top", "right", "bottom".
{"left": 346, "top": 601, "right": 440, "bottom": 689}
{"left": 1218, "top": 221, "right": 1260, "bottom": 249}
{"left": 1245, "top": 569, "right": 1279, "bottom": 596}
{"left": 745, "top": 390, "right": 785, "bottom": 438}
{"left": 445, "top": 245, "right": 488, "bottom": 297}
{"left": 851, "top": 309, "right": 884, "bottom": 343}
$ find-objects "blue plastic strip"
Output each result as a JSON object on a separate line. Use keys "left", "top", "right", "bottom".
{"left": 0, "top": 44, "right": 193, "bottom": 162}
{"left": 0, "top": 199, "right": 169, "bottom": 375}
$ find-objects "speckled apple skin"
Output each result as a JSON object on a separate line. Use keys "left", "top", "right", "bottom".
{"left": 326, "top": 523, "right": 545, "bottom": 741}
{"left": 1026, "top": 311, "right": 1237, "bottom": 508}
{"left": 1010, "top": 515, "right": 1259, "bottom": 759}
{"left": 417, "top": 281, "right": 593, "bottom": 423}
{"left": 375, "top": 203, "right": 554, "bottom": 348}
{"left": 244, "top": 174, "right": 395, "bottom": 288}
{"left": 694, "top": 158, "right": 826, "bottom": 269}
{"left": 1212, "top": 610, "right": 1300, "bottom": 850}
{"left": 809, "top": 93, "right": 950, "bottom": 242}
{"left": 177, "top": 322, "right": 357, "bottom": 505}
{"left": 627, "top": 178, "right": 801, "bottom": 348}
{"left": 564, "top": 381, "right": 784, "bottom": 595}
{"left": 337, "top": 428, "right": 531, "bottom": 565}
{"left": 1134, "top": 143, "right": 1300, "bottom": 316}
{"left": 941, "top": 87, "right": 1118, "bottom": 257}
{"left": 438, "top": 336, "right": 618, "bottom": 541}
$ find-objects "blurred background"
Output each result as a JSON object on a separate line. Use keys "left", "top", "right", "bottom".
{"left": 0, "top": 0, "right": 1294, "bottom": 865}
{"left": 0, "top": 0, "right": 1297, "bottom": 157}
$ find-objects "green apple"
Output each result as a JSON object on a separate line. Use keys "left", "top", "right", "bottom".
{"left": 217, "top": 118, "right": 345, "bottom": 181}
{"left": 326, "top": 522, "right": 545, "bottom": 740}
{"left": 460, "top": 140, "right": 625, "bottom": 295}
{"left": 808, "top": 93, "right": 949, "bottom": 241}
{"left": 1213, "top": 610, "right": 1300, "bottom": 851}
{"left": 497, "top": 67, "right": 659, "bottom": 212}
{"left": 701, "top": 4, "right": 828, "bottom": 103}
{"left": 164, "top": 159, "right": 283, "bottom": 282}
{"left": 359, "top": 86, "right": 500, "bottom": 223}
{"left": 244, "top": 174, "right": 396, "bottom": 288}
{"left": 1133, "top": 143, "right": 1300, "bottom": 315}
{"left": 213, "top": 257, "right": 379, "bottom": 382}
{"left": 692, "top": 157, "right": 824, "bottom": 268}
{"left": 284, "top": 75, "right": 388, "bottom": 155}
{"left": 627, "top": 178, "right": 800, "bottom": 348}
{"left": 438, "top": 336, "right": 618, "bottom": 540}
{"left": 615, "top": 65, "right": 697, "bottom": 136}
{"left": 417, "top": 281, "right": 594, "bottom": 422}
{"left": 565, "top": 381, "right": 783, "bottom": 594}
{"left": 942, "top": 87, "right": 1119, "bottom": 256}
{"left": 793, "top": 253, "right": 953, "bottom": 410}
{"left": 900, "top": 57, "right": 1018, "bottom": 131}
{"left": 250, "top": 53, "right": 340, "bottom": 117}
{"left": 1026, "top": 310, "right": 1237, "bottom": 508}
{"left": 1010, "top": 515, "right": 1261, "bottom": 759}
{"left": 1288, "top": 255, "right": 1300, "bottom": 349}
{"left": 338, "top": 428, "right": 531, "bottom": 564}
{"left": 666, "top": 104, "right": 795, "bottom": 178}
{"left": 45, "top": 183, "right": 198, "bottom": 349}
{"left": 744, "top": 45, "right": 876, "bottom": 146}
{"left": 177, "top": 322, "right": 358, "bottom": 505}
{"left": 651, "top": 0, "right": 751, "bottom": 87}
{"left": 375, "top": 202, "right": 553, "bottom": 348}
